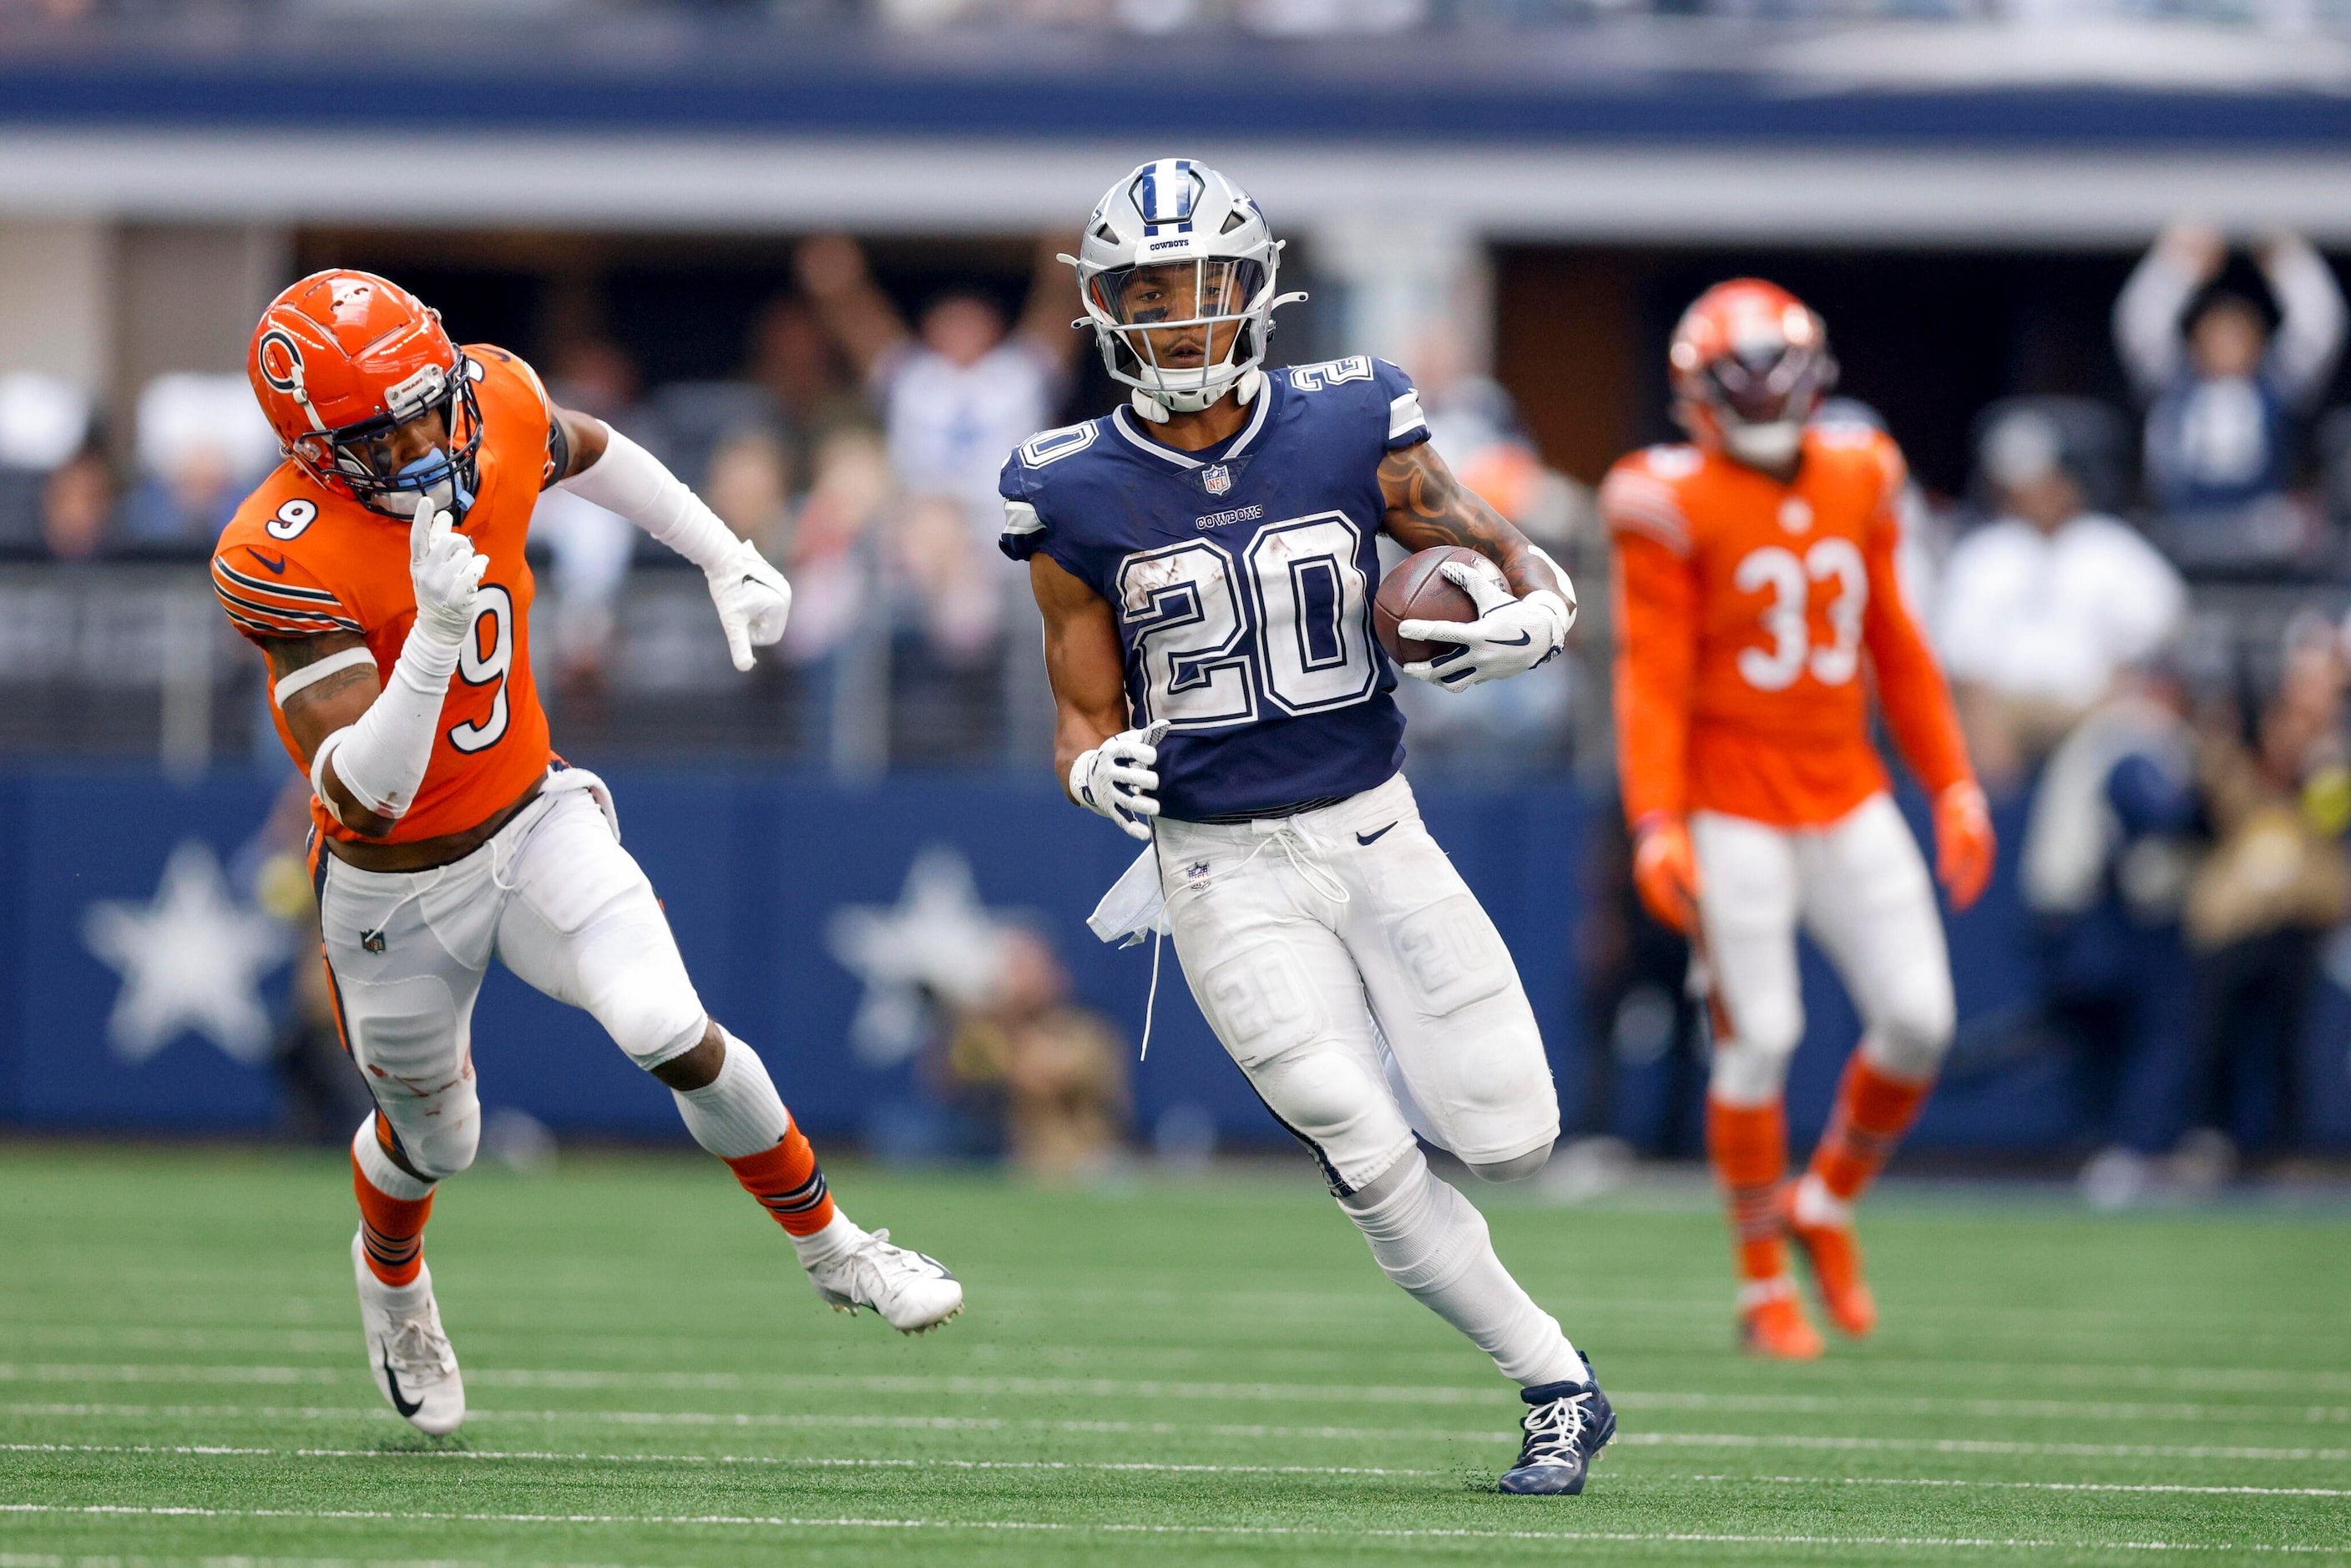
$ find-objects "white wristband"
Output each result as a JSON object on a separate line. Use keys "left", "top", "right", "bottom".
{"left": 313, "top": 625, "right": 462, "bottom": 822}
{"left": 558, "top": 426, "right": 737, "bottom": 573}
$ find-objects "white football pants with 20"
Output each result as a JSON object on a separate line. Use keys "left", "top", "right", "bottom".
{"left": 1154, "top": 772, "right": 1583, "bottom": 1390}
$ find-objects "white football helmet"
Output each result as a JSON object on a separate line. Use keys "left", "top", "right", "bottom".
{"left": 1064, "top": 158, "right": 1305, "bottom": 422}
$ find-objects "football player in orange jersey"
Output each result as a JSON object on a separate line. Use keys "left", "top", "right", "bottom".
{"left": 1600, "top": 281, "right": 1995, "bottom": 1358}
{"left": 215, "top": 271, "right": 963, "bottom": 1435}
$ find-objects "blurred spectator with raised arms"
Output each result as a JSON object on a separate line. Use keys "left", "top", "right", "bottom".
{"left": 2116, "top": 221, "right": 2345, "bottom": 574}
{"left": 1934, "top": 399, "right": 2187, "bottom": 792}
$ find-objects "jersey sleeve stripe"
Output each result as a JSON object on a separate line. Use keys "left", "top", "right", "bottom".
{"left": 1605, "top": 508, "right": 1694, "bottom": 557}
{"left": 218, "top": 602, "right": 339, "bottom": 639}
{"left": 212, "top": 582, "right": 362, "bottom": 635}
{"left": 1387, "top": 391, "right": 1428, "bottom": 442}
{"left": 212, "top": 558, "right": 346, "bottom": 605}
{"left": 1002, "top": 499, "right": 1044, "bottom": 537}
{"left": 1598, "top": 473, "right": 1695, "bottom": 555}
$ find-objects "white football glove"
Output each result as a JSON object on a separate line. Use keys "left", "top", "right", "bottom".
{"left": 1398, "top": 561, "right": 1575, "bottom": 690}
{"left": 705, "top": 536, "right": 793, "bottom": 672}
{"left": 1069, "top": 721, "right": 1170, "bottom": 842}
{"left": 409, "top": 493, "right": 488, "bottom": 645}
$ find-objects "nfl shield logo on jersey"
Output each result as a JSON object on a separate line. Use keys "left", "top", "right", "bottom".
{"left": 1202, "top": 463, "right": 1233, "bottom": 496}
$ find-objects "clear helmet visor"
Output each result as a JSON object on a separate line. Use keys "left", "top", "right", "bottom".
{"left": 1088, "top": 257, "right": 1269, "bottom": 384}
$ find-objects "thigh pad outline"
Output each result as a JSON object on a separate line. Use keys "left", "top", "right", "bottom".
{"left": 1388, "top": 893, "right": 1513, "bottom": 1017}
{"left": 1196, "top": 940, "right": 1330, "bottom": 1069}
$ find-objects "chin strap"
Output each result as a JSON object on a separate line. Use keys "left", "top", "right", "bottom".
{"left": 1130, "top": 365, "right": 1264, "bottom": 425}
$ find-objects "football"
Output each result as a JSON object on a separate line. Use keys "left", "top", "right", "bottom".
{"left": 1374, "top": 544, "right": 1500, "bottom": 665}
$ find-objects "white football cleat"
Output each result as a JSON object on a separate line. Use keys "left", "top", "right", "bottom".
{"left": 351, "top": 1232, "right": 465, "bottom": 1435}
{"left": 806, "top": 1227, "right": 963, "bottom": 1334}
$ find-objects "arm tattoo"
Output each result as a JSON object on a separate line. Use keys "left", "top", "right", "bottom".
{"left": 1378, "top": 442, "right": 1558, "bottom": 599}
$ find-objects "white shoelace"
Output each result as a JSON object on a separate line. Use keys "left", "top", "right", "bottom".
{"left": 384, "top": 1315, "right": 454, "bottom": 1380}
{"left": 842, "top": 1228, "right": 936, "bottom": 1298}
{"left": 1519, "top": 1390, "right": 1594, "bottom": 1462}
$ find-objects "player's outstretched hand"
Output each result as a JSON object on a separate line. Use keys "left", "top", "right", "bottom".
{"left": 408, "top": 491, "right": 488, "bottom": 645}
{"left": 706, "top": 537, "right": 793, "bottom": 672}
{"left": 1934, "top": 781, "right": 1996, "bottom": 911}
{"left": 1631, "top": 813, "right": 1701, "bottom": 933}
{"left": 1398, "top": 562, "right": 1572, "bottom": 690}
{"left": 1070, "top": 721, "right": 1170, "bottom": 842}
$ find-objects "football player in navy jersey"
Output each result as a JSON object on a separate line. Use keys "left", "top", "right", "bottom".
{"left": 999, "top": 159, "right": 1609, "bottom": 1496}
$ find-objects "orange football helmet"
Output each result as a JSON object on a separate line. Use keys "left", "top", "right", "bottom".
{"left": 1669, "top": 279, "right": 1837, "bottom": 464}
{"left": 247, "top": 269, "right": 482, "bottom": 517}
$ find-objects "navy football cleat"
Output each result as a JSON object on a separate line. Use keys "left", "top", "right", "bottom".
{"left": 1498, "top": 1356, "right": 1615, "bottom": 1495}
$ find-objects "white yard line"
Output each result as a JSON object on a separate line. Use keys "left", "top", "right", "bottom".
{"left": 1, "top": 1502, "right": 2343, "bottom": 1555}
{"left": 9, "top": 1442, "right": 2351, "bottom": 1497}
{"left": 8, "top": 1362, "right": 2348, "bottom": 1426}
{"left": 8, "top": 1325, "right": 2347, "bottom": 1397}
{"left": 10, "top": 1401, "right": 2351, "bottom": 1463}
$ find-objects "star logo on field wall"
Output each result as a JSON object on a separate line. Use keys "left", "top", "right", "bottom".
{"left": 82, "top": 840, "right": 291, "bottom": 1066}
{"left": 826, "top": 845, "right": 1013, "bottom": 1069}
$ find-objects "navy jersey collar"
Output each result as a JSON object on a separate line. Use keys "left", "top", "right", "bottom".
{"left": 1111, "top": 377, "right": 1277, "bottom": 470}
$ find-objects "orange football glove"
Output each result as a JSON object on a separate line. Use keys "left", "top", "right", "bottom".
{"left": 1631, "top": 813, "right": 1702, "bottom": 933}
{"left": 1934, "top": 781, "right": 1996, "bottom": 911}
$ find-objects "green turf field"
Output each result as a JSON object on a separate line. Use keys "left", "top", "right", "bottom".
{"left": 1, "top": 1145, "right": 2345, "bottom": 1565}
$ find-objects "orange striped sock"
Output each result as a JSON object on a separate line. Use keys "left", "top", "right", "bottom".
{"left": 1706, "top": 1095, "right": 1788, "bottom": 1285}
{"left": 1810, "top": 1052, "right": 1934, "bottom": 1204}
{"left": 723, "top": 1116, "right": 836, "bottom": 1237}
{"left": 352, "top": 1150, "right": 433, "bottom": 1289}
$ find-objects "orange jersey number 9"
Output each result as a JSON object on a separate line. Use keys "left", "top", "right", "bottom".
{"left": 449, "top": 586, "right": 515, "bottom": 755}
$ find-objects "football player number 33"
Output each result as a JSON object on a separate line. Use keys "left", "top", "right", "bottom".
{"left": 1733, "top": 539, "right": 1867, "bottom": 692}
{"left": 1119, "top": 513, "right": 1378, "bottom": 727}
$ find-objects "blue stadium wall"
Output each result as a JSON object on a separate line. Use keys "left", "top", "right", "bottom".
{"left": 3, "top": 766, "right": 2348, "bottom": 1156}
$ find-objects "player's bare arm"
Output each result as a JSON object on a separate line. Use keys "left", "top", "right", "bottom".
{"left": 549, "top": 403, "right": 609, "bottom": 482}
{"left": 1378, "top": 439, "right": 1575, "bottom": 690}
{"left": 1378, "top": 439, "right": 1563, "bottom": 600}
{"left": 1034, "top": 554, "right": 1128, "bottom": 784}
{"left": 259, "top": 631, "right": 392, "bottom": 837}
{"left": 1033, "top": 552, "right": 1164, "bottom": 842}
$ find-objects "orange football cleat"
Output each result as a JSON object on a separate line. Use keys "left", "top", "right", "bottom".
{"left": 1783, "top": 1182, "right": 1878, "bottom": 1339}
{"left": 1738, "top": 1283, "right": 1825, "bottom": 1360}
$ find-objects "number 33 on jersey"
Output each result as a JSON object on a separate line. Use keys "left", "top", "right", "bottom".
{"left": 212, "top": 347, "right": 554, "bottom": 845}
{"left": 1600, "top": 422, "right": 1973, "bottom": 831}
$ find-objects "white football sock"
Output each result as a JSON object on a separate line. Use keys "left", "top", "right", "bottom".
{"left": 352, "top": 1115, "right": 433, "bottom": 1202}
{"left": 1340, "top": 1151, "right": 1584, "bottom": 1388}
{"left": 786, "top": 1208, "right": 868, "bottom": 1269}
{"left": 670, "top": 1028, "right": 791, "bottom": 1160}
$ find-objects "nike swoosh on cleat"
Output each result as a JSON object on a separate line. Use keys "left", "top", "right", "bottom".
{"left": 380, "top": 1347, "right": 422, "bottom": 1419}
{"left": 247, "top": 549, "right": 288, "bottom": 574}
{"left": 1356, "top": 822, "right": 1398, "bottom": 846}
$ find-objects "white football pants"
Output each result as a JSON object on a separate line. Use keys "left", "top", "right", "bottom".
{"left": 316, "top": 775, "right": 707, "bottom": 1181}
{"left": 1155, "top": 772, "right": 1560, "bottom": 1194}
{"left": 1691, "top": 792, "right": 1955, "bottom": 1108}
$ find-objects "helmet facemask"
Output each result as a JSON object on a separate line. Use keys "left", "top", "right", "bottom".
{"left": 291, "top": 356, "right": 483, "bottom": 519}
{"left": 1085, "top": 255, "right": 1274, "bottom": 416}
